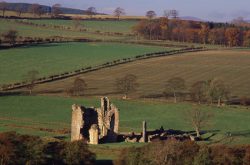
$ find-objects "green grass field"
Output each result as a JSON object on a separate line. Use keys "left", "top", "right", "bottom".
{"left": 0, "top": 42, "right": 175, "bottom": 84}
{"left": 35, "top": 49, "right": 250, "bottom": 98}
{"left": 0, "top": 19, "right": 130, "bottom": 40}
{"left": 27, "top": 19, "right": 138, "bottom": 34}
{"left": 0, "top": 95, "right": 250, "bottom": 145}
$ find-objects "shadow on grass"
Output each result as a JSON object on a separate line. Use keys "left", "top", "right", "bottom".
{"left": 95, "top": 160, "right": 113, "bottom": 165}
{"left": 22, "top": 43, "right": 61, "bottom": 49}
{"left": 53, "top": 136, "right": 68, "bottom": 140}
{"left": 201, "top": 130, "right": 220, "bottom": 140}
{"left": 0, "top": 91, "right": 23, "bottom": 97}
{"left": 230, "top": 130, "right": 250, "bottom": 137}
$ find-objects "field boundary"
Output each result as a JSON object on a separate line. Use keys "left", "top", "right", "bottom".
{"left": 1, "top": 47, "right": 208, "bottom": 91}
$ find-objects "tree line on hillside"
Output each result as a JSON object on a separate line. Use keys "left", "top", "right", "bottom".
{"left": 0, "top": 1, "right": 99, "bottom": 18}
{"left": 133, "top": 17, "right": 250, "bottom": 47}
{"left": 20, "top": 71, "right": 249, "bottom": 106}
{"left": 0, "top": 132, "right": 95, "bottom": 165}
{"left": 61, "top": 75, "right": 232, "bottom": 106}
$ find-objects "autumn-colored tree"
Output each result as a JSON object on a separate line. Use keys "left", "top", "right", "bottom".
{"left": 159, "top": 17, "right": 169, "bottom": 39}
{"left": 113, "top": 7, "right": 125, "bottom": 20}
{"left": 199, "top": 24, "right": 210, "bottom": 45}
{"left": 193, "top": 145, "right": 212, "bottom": 165}
{"left": 132, "top": 20, "right": 147, "bottom": 39}
{"left": 86, "top": 7, "right": 96, "bottom": 18}
{"left": 116, "top": 74, "right": 139, "bottom": 99}
{"left": 243, "top": 30, "right": 250, "bottom": 47}
{"left": 164, "top": 77, "right": 186, "bottom": 103}
{"left": 60, "top": 141, "right": 95, "bottom": 165}
{"left": 0, "top": 133, "right": 15, "bottom": 165}
{"left": 225, "top": 27, "right": 242, "bottom": 47}
{"left": 132, "top": 18, "right": 250, "bottom": 47}
{"left": 146, "top": 10, "right": 156, "bottom": 20}
{"left": 217, "top": 28, "right": 227, "bottom": 45}
{"left": 0, "top": 1, "right": 7, "bottom": 17}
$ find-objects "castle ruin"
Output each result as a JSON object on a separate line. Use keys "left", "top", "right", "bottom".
{"left": 71, "top": 97, "right": 119, "bottom": 144}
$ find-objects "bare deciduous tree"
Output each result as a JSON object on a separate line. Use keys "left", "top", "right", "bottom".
{"left": 73, "top": 17, "right": 82, "bottom": 30}
{"left": 86, "top": 7, "right": 96, "bottom": 18}
{"left": 15, "top": 4, "right": 24, "bottom": 17}
{"left": 164, "top": 77, "right": 186, "bottom": 103}
{"left": 52, "top": 4, "right": 62, "bottom": 17}
{"left": 0, "top": 1, "right": 7, "bottom": 17}
{"left": 116, "top": 74, "right": 139, "bottom": 99}
{"left": 2, "top": 29, "right": 18, "bottom": 45}
{"left": 23, "top": 70, "right": 39, "bottom": 95}
{"left": 68, "top": 77, "right": 87, "bottom": 96}
{"left": 190, "top": 81, "right": 208, "bottom": 104}
{"left": 146, "top": 10, "right": 156, "bottom": 20}
{"left": 113, "top": 7, "right": 125, "bottom": 20}
{"left": 186, "top": 106, "right": 213, "bottom": 138}
{"left": 207, "top": 78, "right": 230, "bottom": 106}
{"left": 29, "top": 3, "right": 44, "bottom": 17}
{"left": 164, "top": 9, "right": 179, "bottom": 19}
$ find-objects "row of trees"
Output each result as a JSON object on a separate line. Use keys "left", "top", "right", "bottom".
{"left": 114, "top": 74, "right": 229, "bottom": 106}
{"left": 133, "top": 17, "right": 250, "bottom": 46}
{"left": 116, "top": 139, "right": 250, "bottom": 165}
{"left": 0, "top": 1, "right": 98, "bottom": 18}
{"left": 63, "top": 75, "right": 229, "bottom": 107}
{"left": 165, "top": 77, "right": 230, "bottom": 106}
{"left": 0, "top": 132, "right": 95, "bottom": 165}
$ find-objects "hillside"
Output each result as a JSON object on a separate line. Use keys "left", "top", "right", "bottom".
{"left": 0, "top": 42, "right": 175, "bottom": 84}
{"left": 1, "top": 2, "right": 104, "bottom": 15}
{"left": 33, "top": 49, "right": 250, "bottom": 98}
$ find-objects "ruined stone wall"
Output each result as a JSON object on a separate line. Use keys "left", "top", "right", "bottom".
{"left": 71, "top": 104, "right": 84, "bottom": 141}
{"left": 71, "top": 97, "right": 119, "bottom": 144}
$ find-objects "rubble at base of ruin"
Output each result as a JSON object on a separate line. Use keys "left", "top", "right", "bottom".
{"left": 71, "top": 97, "right": 119, "bottom": 144}
{"left": 71, "top": 97, "right": 196, "bottom": 145}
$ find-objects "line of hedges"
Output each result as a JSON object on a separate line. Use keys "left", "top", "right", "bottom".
{"left": 1, "top": 47, "right": 207, "bottom": 91}
{"left": 12, "top": 19, "right": 134, "bottom": 37}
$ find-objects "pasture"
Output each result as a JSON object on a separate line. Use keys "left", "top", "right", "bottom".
{"left": 26, "top": 19, "right": 138, "bottom": 34}
{"left": 0, "top": 42, "right": 175, "bottom": 84}
{"left": 0, "top": 19, "right": 130, "bottom": 40}
{"left": 35, "top": 49, "right": 250, "bottom": 98}
{"left": 0, "top": 95, "right": 250, "bottom": 145}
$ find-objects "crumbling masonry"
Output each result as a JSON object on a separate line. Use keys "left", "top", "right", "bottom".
{"left": 71, "top": 97, "right": 119, "bottom": 144}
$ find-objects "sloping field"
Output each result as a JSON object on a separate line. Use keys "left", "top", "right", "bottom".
{"left": 35, "top": 49, "right": 250, "bottom": 97}
{"left": 0, "top": 96, "right": 250, "bottom": 144}
{"left": 0, "top": 42, "right": 175, "bottom": 84}
{"left": 27, "top": 19, "right": 138, "bottom": 34}
{"left": 0, "top": 19, "right": 129, "bottom": 40}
